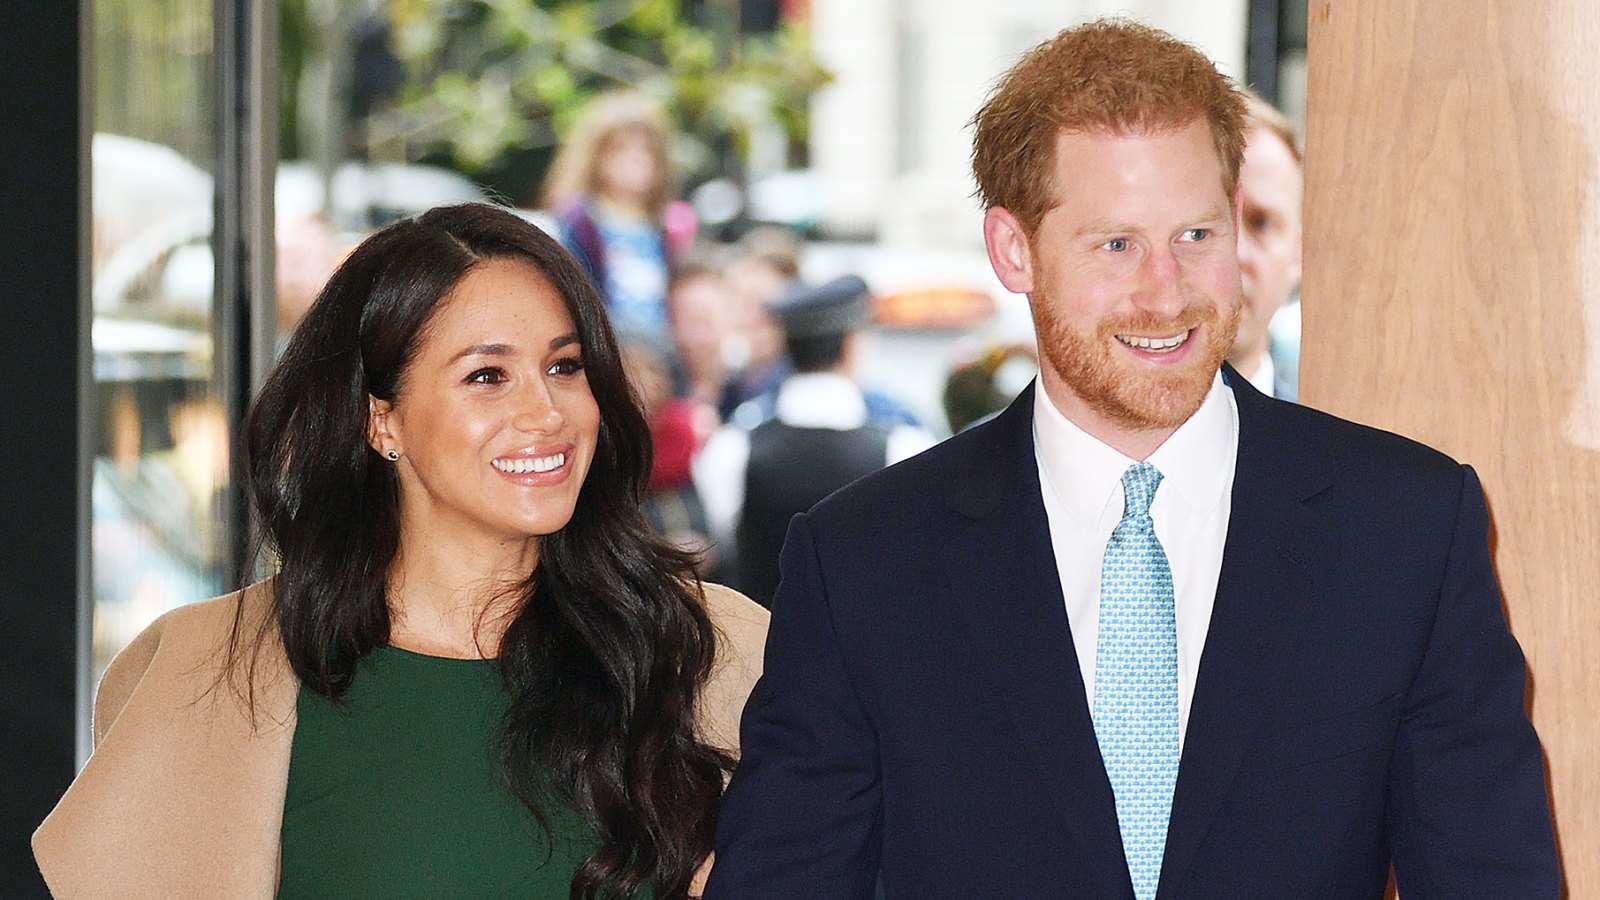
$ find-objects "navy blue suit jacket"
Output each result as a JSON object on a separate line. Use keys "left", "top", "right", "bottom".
{"left": 706, "top": 372, "right": 1559, "bottom": 899}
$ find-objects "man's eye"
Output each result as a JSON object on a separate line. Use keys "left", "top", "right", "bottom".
{"left": 466, "top": 367, "right": 506, "bottom": 385}
{"left": 1104, "top": 238, "right": 1130, "bottom": 252}
{"left": 1181, "top": 228, "right": 1210, "bottom": 242}
{"left": 547, "top": 357, "right": 585, "bottom": 377}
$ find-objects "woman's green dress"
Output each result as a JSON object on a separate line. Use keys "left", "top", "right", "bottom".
{"left": 278, "top": 646, "right": 600, "bottom": 898}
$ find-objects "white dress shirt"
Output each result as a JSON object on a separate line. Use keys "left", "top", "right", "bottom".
{"left": 693, "top": 372, "right": 937, "bottom": 548}
{"left": 1032, "top": 374, "right": 1239, "bottom": 748}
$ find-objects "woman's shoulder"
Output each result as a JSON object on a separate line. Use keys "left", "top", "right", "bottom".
{"left": 94, "top": 581, "right": 282, "bottom": 743}
{"left": 700, "top": 582, "right": 768, "bottom": 645}
{"left": 35, "top": 580, "right": 294, "bottom": 898}
{"left": 694, "top": 583, "right": 769, "bottom": 756}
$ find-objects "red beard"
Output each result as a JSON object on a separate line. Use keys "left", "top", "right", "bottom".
{"left": 1032, "top": 287, "right": 1241, "bottom": 432}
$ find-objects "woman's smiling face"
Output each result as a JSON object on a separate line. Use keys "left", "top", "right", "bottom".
{"left": 368, "top": 256, "right": 601, "bottom": 554}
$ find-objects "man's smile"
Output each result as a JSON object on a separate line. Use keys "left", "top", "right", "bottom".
{"left": 1115, "top": 329, "right": 1192, "bottom": 352}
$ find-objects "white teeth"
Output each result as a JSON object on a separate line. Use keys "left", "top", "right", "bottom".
{"left": 1117, "top": 330, "right": 1190, "bottom": 351}
{"left": 492, "top": 452, "right": 565, "bottom": 474}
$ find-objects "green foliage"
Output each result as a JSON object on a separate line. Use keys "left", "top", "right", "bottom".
{"left": 379, "top": 0, "right": 831, "bottom": 184}
{"left": 94, "top": 0, "right": 216, "bottom": 161}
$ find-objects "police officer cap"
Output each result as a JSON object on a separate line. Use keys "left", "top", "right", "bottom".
{"left": 771, "top": 274, "right": 871, "bottom": 339}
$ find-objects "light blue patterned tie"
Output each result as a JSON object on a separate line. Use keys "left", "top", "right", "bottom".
{"left": 1093, "top": 462, "right": 1179, "bottom": 900}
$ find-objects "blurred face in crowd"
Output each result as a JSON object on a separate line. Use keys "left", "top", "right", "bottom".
{"left": 1230, "top": 125, "right": 1303, "bottom": 373}
{"left": 725, "top": 256, "right": 788, "bottom": 368}
{"left": 669, "top": 271, "right": 732, "bottom": 384}
{"left": 620, "top": 342, "right": 672, "bottom": 417}
{"left": 596, "top": 129, "right": 661, "bottom": 209}
{"left": 368, "top": 257, "right": 601, "bottom": 559}
{"left": 984, "top": 119, "right": 1242, "bottom": 455}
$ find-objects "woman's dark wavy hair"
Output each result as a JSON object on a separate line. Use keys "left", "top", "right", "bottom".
{"left": 242, "top": 202, "right": 729, "bottom": 899}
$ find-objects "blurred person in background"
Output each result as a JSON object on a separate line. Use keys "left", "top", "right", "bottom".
{"left": 91, "top": 384, "right": 227, "bottom": 666}
{"left": 621, "top": 337, "right": 723, "bottom": 579}
{"left": 36, "top": 203, "right": 767, "bottom": 899}
{"left": 719, "top": 228, "right": 927, "bottom": 433}
{"left": 941, "top": 342, "right": 1038, "bottom": 433}
{"left": 543, "top": 91, "right": 697, "bottom": 348}
{"left": 693, "top": 275, "right": 936, "bottom": 607}
{"left": 719, "top": 226, "right": 801, "bottom": 424}
{"left": 1228, "top": 90, "right": 1302, "bottom": 401}
{"left": 666, "top": 255, "right": 735, "bottom": 415}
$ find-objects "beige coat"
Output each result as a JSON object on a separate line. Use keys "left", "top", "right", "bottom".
{"left": 32, "top": 580, "right": 769, "bottom": 898}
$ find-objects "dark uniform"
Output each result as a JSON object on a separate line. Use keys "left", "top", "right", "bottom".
{"left": 735, "top": 419, "right": 890, "bottom": 604}
{"left": 728, "top": 274, "right": 912, "bottom": 607}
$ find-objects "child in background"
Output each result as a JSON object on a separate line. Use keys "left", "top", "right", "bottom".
{"left": 543, "top": 92, "right": 696, "bottom": 347}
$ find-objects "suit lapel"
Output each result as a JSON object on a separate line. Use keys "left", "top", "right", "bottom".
{"left": 941, "top": 385, "right": 1132, "bottom": 890}
{"left": 1156, "top": 371, "right": 1327, "bottom": 897}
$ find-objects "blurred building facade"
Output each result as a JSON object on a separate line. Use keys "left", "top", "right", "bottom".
{"left": 807, "top": 0, "right": 1251, "bottom": 247}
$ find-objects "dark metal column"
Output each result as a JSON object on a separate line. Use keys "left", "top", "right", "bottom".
{"left": 215, "top": 0, "right": 279, "bottom": 587}
{"left": 0, "top": 2, "right": 88, "bottom": 896}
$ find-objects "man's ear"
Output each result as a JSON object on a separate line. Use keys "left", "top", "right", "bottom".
{"left": 983, "top": 206, "right": 1035, "bottom": 295}
{"left": 367, "top": 395, "right": 397, "bottom": 456}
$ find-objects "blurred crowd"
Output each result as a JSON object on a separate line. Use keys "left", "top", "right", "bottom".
{"left": 533, "top": 91, "right": 952, "bottom": 604}
{"left": 97, "top": 79, "right": 1308, "bottom": 638}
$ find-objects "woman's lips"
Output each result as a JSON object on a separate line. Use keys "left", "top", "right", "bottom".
{"left": 491, "top": 446, "right": 573, "bottom": 484}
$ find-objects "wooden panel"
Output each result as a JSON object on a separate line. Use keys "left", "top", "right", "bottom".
{"left": 1303, "top": 0, "right": 1600, "bottom": 890}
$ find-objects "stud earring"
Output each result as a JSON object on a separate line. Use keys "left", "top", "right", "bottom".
{"left": 386, "top": 450, "right": 400, "bottom": 461}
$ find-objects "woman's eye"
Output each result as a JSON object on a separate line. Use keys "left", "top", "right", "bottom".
{"left": 466, "top": 367, "right": 507, "bottom": 385}
{"left": 547, "top": 356, "right": 585, "bottom": 377}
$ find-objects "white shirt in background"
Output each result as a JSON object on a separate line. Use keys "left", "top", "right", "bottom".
{"left": 693, "top": 372, "right": 937, "bottom": 548}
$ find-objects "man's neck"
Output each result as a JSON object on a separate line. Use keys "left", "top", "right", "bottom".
{"left": 1227, "top": 345, "right": 1269, "bottom": 381}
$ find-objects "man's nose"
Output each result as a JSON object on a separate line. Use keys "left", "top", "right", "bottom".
{"left": 1132, "top": 246, "right": 1185, "bottom": 318}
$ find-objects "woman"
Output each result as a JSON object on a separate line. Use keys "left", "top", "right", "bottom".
{"left": 33, "top": 203, "right": 768, "bottom": 898}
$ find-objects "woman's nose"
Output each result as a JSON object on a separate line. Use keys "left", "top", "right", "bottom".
{"left": 512, "top": 381, "right": 565, "bottom": 433}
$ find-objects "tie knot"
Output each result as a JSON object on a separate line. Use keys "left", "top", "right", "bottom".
{"left": 1119, "top": 462, "right": 1163, "bottom": 521}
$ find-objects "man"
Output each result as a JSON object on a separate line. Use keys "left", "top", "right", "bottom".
{"left": 1229, "top": 92, "right": 1303, "bottom": 401}
{"left": 693, "top": 275, "right": 935, "bottom": 606}
{"left": 705, "top": 19, "right": 1559, "bottom": 900}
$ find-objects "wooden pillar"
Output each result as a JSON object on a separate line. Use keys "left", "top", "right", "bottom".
{"left": 1303, "top": 0, "right": 1600, "bottom": 889}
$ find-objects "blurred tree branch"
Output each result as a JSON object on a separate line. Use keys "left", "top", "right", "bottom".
{"left": 303, "top": 0, "right": 834, "bottom": 189}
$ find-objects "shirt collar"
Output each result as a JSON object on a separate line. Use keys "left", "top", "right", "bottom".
{"left": 1033, "top": 372, "right": 1237, "bottom": 529}
{"left": 775, "top": 372, "right": 868, "bottom": 430}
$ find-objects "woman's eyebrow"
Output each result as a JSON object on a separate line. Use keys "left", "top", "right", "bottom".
{"left": 449, "top": 332, "right": 580, "bottom": 363}
{"left": 449, "top": 342, "right": 516, "bottom": 364}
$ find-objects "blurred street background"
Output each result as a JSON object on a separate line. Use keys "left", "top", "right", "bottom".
{"left": 86, "top": 0, "right": 1306, "bottom": 675}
